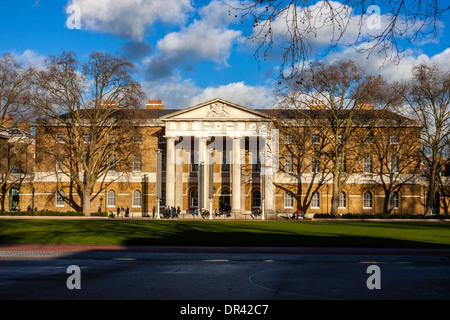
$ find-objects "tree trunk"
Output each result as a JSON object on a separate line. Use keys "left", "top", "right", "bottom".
{"left": 83, "top": 185, "right": 91, "bottom": 217}
{"left": 330, "top": 175, "right": 340, "bottom": 217}
{"left": 425, "top": 166, "right": 437, "bottom": 216}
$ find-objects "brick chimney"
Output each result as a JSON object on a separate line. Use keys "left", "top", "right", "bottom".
{"left": 101, "top": 100, "right": 117, "bottom": 108}
{"left": 17, "top": 121, "right": 31, "bottom": 133}
{"left": 2, "top": 114, "right": 14, "bottom": 129}
{"left": 310, "top": 99, "right": 326, "bottom": 110}
{"left": 146, "top": 100, "right": 164, "bottom": 110}
{"left": 357, "top": 103, "right": 374, "bottom": 110}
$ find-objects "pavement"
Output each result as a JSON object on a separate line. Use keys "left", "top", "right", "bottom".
{"left": 1, "top": 243, "right": 450, "bottom": 256}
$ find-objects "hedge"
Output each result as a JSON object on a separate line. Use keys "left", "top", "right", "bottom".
{"left": 314, "top": 213, "right": 450, "bottom": 219}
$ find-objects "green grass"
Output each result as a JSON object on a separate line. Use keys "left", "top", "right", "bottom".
{"left": 1, "top": 219, "right": 450, "bottom": 248}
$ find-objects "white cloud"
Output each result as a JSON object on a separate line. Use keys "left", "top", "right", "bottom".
{"left": 142, "top": 74, "right": 274, "bottom": 109}
{"left": 143, "top": 0, "right": 242, "bottom": 80}
{"left": 14, "top": 49, "right": 46, "bottom": 69}
{"left": 67, "top": 0, "right": 192, "bottom": 41}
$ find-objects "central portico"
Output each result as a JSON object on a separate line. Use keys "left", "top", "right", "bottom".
{"left": 159, "top": 98, "right": 277, "bottom": 218}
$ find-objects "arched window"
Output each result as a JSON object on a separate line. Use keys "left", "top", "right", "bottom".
{"left": 9, "top": 188, "right": 20, "bottom": 211}
{"left": 363, "top": 191, "right": 373, "bottom": 209}
{"left": 284, "top": 191, "right": 294, "bottom": 208}
{"left": 132, "top": 190, "right": 141, "bottom": 207}
{"left": 56, "top": 189, "right": 64, "bottom": 207}
{"left": 339, "top": 191, "right": 346, "bottom": 208}
{"left": 252, "top": 190, "right": 261, "bottom": 208}
{"left": 190, "top": 190, "right": 198, "bottom": 208}
{"left": 390, "top": 191, "right": 399, "bottom": 209}
{"left": 107, "top": 189, "right": 115, "bottom": 207}
{"left": 311, "top": 191, "right": 320, "bottom": 208}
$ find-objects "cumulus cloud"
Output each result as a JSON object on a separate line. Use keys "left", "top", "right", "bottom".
{"left": 143, "top": 0, "right": 243, "bottom": 80}
{"left": 142, "top": 74, "right": 274, "bottom": 109}
{"left": 14, "top": 49, "right": 46, "bottom": 69}
{"left": 66, "top": 0, "right": 193, "bottom": 41}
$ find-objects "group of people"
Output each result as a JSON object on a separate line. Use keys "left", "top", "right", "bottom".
{"left": 152, "top": 206, "right": 181, "bottom": 219}
{"left": 107, "top": 206, "right": 130, "bottom": 218}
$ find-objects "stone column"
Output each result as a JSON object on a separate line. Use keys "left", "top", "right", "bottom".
{"left": 166, "top": 137, "right": 175, "bottom": 207}
{"left": 231, "top": 136, "right": 242, "bottom": 215}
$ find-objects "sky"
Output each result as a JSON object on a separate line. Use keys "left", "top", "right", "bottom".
{"left": 0, "top": 0, "right": 449, "bottom": 110}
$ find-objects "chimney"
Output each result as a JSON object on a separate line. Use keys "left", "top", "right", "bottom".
{"left": 146, "top": 99, "right": 164, "bottom": 110}
{"left": 101, "top": 100, "right": 117, "bottom": 108}
{"left": 2, "top": 114, "right": 14, "bottom": 129}
{"left": 17, "top": 121, "right": 31, "bottom": 133}
{"left": 357, "top": 102, "right": 373, "bottom": 110}
{"left": 310, "top": 99, "right": 326, "bottom": 109}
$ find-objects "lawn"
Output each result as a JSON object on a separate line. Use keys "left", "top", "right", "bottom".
{"left": 1, "top": 219, "right": 450, "bottom": 248}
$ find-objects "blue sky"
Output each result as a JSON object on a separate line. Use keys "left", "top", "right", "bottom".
{"left": 0, "top": 0, "right": 449, "bottom": 109}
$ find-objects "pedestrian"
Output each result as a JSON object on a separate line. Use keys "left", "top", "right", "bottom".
{"left": 125, "top": 206, "right": 130, "bottom": 217}
{"left": 121, "top": 206, "right": 124, "bottom": 216}
{"left": 117, "top": 207, "right": 120, "bottom": 217}
{"left": 152, "top": 206, "right": 156, "bottom": 219}
{"left": 177, "top": 206, "right": 180, "bottom": 218}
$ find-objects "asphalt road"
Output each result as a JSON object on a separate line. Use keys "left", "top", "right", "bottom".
{"left": 1, "top": 247, "right": 449, "bottom": 303}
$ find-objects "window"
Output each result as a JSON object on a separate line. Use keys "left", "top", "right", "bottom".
{"left": 311, "top": 191, "right": 320, "bottom": 208}
{"left": 56, "top": 133, "right": 65, "bottom": 144}
{"left": 158, "top": 133, "right": 166, "bottom": 144}
{"left": 190, "top": 153, "right": 198, "bottom": 172}
{"left": 311, "top": 133, "right": 320, "bottom": 145}
{"left": 285, "top": 154, "right": 293, "bottom": 173}
{"left": 56, "top": 159, "right": 65, "bottom": 172}
{"left": 390, "top": 134, "right": 399, "bottom": 145}
{"left": 252, "top": 153, "right": 261, "bottom": 172}
{"left": 338, "top": 155, "right": 346, "bottom": 173}
{"left": 108, "top": 133, "right": 116, "bottom": 144}
{"left": 132, "top": 190, "right": 141, "bottom": 207}
{"left": 365, "top": 132, "right": 374, "bottom": 144}
{"left": 391, "top": 155, "right": 399, "bottom": 173}
{"left": 363, "top": 191, "right": 373, "bottom": 208}
{"left": 160, "top": 190, "right": 166, "bottom": 206}
{"left": 134, "top": 134, "right": 142, "bottom": 144}
{"left": 133, "top": 154, "right": 141, "bottom": 172}
{"left": 284, "top": 191, "right": 294, "bottom": 208}
{"left": 252, "top": 190, "right": 261, "bottom": 208}
{"left": 338, "top": 134, "right": 343, "bottom": 145}
{"left": 190, "top": 190, "right": 198, "bottom": 208}
{"left": 107, "top": 190, "right": 115, "bottom": 207}
{"left": 108, "top": 154, "right": 116, "bottom": 172}
{"left": 364, "top": 156, "right": 372, "bottom": 173}
{"left": 83, "top": 133, "right": 90, "bottom": 144}
{"left": 222, "top": 151, "right": 230, "bottom": 172}
{"left": 56, "top": 189, "right": 64, "bottom": 207}
{"left": 339, "top": 191, "right": 346, "bottom": 208}
{"left": 285, "top": 134, "right": 293, "bottom": 145}
{"left": 390, "top": 191, "right": 399, "bottom": 209}
{"left": 311, "top": 157, "right": 320, "bottom": 173}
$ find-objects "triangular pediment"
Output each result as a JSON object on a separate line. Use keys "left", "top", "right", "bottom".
{"left": 160, "top": 98, "right": 269, "bottom": 121}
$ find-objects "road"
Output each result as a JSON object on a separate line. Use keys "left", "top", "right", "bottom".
{"left": 1, "top": 246, "right": 449, "bottom": 303}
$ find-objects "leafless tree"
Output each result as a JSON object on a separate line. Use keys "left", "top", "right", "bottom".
{"left": 225, "top": 0, "right": 449, "bottom": 77}
{"left": 275, "top": 59, "right": 402, "bottom": 216}
{"left": 404, "top": 63, "right": 450, "bottom": 215}
{"left": 0, "top": 53, "right": 34, "bottom": 203}
{"left": 33, "top": 51, "right": 145, "bottom": 216}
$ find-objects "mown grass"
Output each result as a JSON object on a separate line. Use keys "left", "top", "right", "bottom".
{"left": 1, "top": 219, "right": 450, "bottom": 248}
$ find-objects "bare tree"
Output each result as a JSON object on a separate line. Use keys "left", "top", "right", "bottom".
{"left": 33, "top": 51, "right": 145, "bottom": 216}
{"left": 404, "top": 63, "right": 450, "bottom": 215}
{"left": 0, "top": 52, "right": 34, "bottom": 203}
{"left": 225, "top": 0, "right": 449, "bottom": 76}
{"left": 275, "top": 60, "right": 401, "bottom": 216}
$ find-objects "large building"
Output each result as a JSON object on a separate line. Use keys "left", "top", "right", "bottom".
{"left": 1, "top": 98, "right": 448, "bottom": 218}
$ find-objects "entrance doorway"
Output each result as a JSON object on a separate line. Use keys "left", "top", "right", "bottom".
{"left": 219, "top": 189, "right": 230, "bottom": 214}
{"left": 9, "top": 188, "right": 20, "bottom": 211}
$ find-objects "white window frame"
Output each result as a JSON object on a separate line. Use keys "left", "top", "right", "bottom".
{"left": 390, "top": 155, "right": 399, "bottom": 173}
{"left": 311, "top": 191, "right": 320, "bottom": 209}
{"left": 285, "top": 154, "right": 293, "bottom": 173}
{"left": 363, "top": 191, "right": 373, "bottom": 209}
{"left": 390, "top": 191, "right": 399, "bottom": 209}
{"left": 133, "top": 154, "right": 141, "bottom": 172}
{"left": 339, "top": 191, "right": 346, "bottom": 208}
{"left": 107, "top": 189, "right": 116, "bottom": 207}
{"left": 132, "top": 190, "right": 141, "bottom": 207}
{"left": 284, "top": 191, "right": 294, "bottom": 208}
{"left": 56, "top": 189, "right": 64, "bottom": 207}
{"left": 285, "top": 134, "right": 293, "bottom": 145}
{"left": 363, "top": 156, "right": 372, "bottom": 174}
{"left": 311, "top": 157, "right": 320, "bottom": 173}
{"left": 311, "top": 133, "right": 320, "bottom": 145}
{"left": 390, "top": 134, "right": 399, "bottom": 145}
